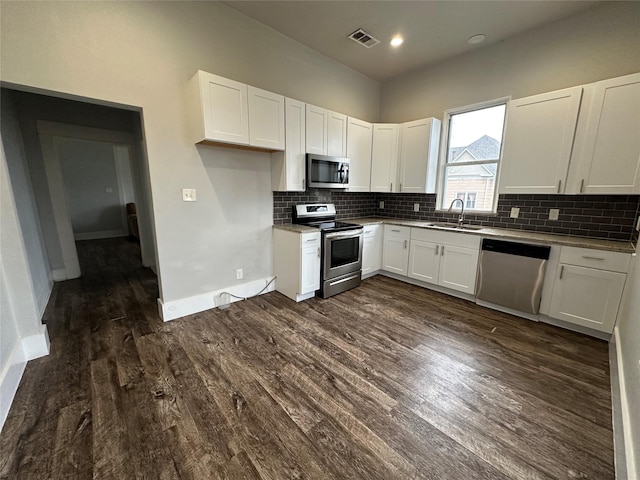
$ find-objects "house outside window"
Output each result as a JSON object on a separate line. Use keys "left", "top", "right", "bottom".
{"left": 456, "top": 192, "right": 477, "bottom": 209}
{"left": 438, "top": 99, "right": 507, "bottom": 213}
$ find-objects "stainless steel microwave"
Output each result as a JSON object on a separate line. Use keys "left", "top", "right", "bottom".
{"left": 306, "top": 154, "right": 350, "bottom": 189}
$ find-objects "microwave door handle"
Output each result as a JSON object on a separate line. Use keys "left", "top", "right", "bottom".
{"left": 343, "top": 163, "right": 349, "bottom": 184}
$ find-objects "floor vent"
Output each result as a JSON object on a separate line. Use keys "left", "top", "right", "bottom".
{"left": 348, "top": 28, "right": 380, "bottom": 48}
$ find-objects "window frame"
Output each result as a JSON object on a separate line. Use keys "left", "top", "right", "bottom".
{"left": 436, "top": 96, "right": 510, "bottom": 215}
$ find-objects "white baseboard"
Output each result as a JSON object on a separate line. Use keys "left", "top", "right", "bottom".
{"left": 0, "top": 325, "right": 50, "bottom": 433}
{"left": 74, "top": 229, "right": 127, "bottom": 241}
{"left": 51, "top": 268, "right": 67, "bottom": 282}
{"left": 158, "top": 277, "right": 276, "bottom": 322}
{"left": 613, "top": 326, "right": 638, "bottom": 480}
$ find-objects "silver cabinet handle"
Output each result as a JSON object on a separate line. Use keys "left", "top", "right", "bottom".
{"left": 559, "top": 265, "right": 564, "bottom": 279}
{"left": 441, "top": 245, "right": 445, "bottom": 256}
{"left": 390, "top": 182, "right": 392, "bottom": 191}
{"left": 435, "top": 245, "right": 439, "bottom": 255}
{"left": 580, "top": 179, "right": 584, "bottom": 193}
{"left": 400, "top": 183, "right": 403, "bottom": 192}
{"left": 305, "top": 238, "right": 318, "bottom": 242}
{"left": 391, "top": 229, "right": 400, "bottom": 232}
{"left": 317, "top": 247, "right": 320, "bottom": 258}
{"left": 303, "top": 178, "right": 305, "bottom": 190}
{"left": 557, "top": 180, "right": 562, "bottom": 193}
{"left": 365, "top": 230, "right": 372, "bottom": 234}
{"left": 582, "top": 255, "right": 605, "bottom": 261}
{"left": 404, "top": 239, "right": 408, "bottom": 249}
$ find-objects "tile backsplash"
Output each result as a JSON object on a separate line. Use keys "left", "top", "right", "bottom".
{"left": 274, "top": 190, "right": 640, "bottom": 243}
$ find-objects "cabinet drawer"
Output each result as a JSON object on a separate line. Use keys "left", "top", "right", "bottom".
{"left": 559, "top": 246, "right": 630, "bottom": 273}
{"left": 384, "top": 224, "right": 410, "bottom": 239}
{"left": 411, "top": 227, "right": 481, "bottom": 249}
{"left": 300, "top": 232, "right": 321, "bottom": 246}
{"left": 363, "top": 224, "right": 382, "bottom": 238}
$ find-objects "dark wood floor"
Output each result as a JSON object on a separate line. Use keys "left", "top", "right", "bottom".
{"left": 0, "top": 237, "right": 614, "bottom": 479}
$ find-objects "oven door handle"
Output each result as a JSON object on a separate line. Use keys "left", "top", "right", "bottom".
{"left": 324, "top": 230, "right": 363, "bottom": 239}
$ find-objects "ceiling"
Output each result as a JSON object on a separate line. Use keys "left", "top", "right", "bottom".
{"left": 224, "top": 1, "right": 600, "bottom": 81}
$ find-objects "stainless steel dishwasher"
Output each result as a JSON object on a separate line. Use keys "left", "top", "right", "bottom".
{"left": 476, "top": 238, "right": 551, "bottom": 315}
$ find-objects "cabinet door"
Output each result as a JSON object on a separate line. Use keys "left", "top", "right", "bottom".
{"left": 382, "top": 235, "right": 409, "bottom": 275}
{"left": 370, "top": 124, "right": 399, "bottom": 192}
{"left": 327, "top": 111, "right": 348, "bottom": 157}
{"left": 306, "top": 104, "right": 327, "bottom": 154}
{"left": 248, "top": 87, "right": 285, "bottom": 150}
{"left": 548, "top": 264, "right": 626, "bottom": 333}
{"left": 399, "top": 118, "right": 440, "bottom": 193}
{"left": 347, "top": 117, "right": 373, "bottom": 192}
{"left": 300, "top": 243, "right": 321, "bottom": 294}
{"left": 408, "top": 240, "right": 440, "bottom": 284}
{"left": 272, "top": 98, "right": 306, "bottom": 191}
{"left": 438, "top": 245, "right": 479, "bottom": 294}
{"left": 499, "top": 87, "right": 582, "bottom": 194}
{"left": 570, "top": 73, "right": 640, "bottom": 194}
{"left": 200, "top": 72, "right": 249, "bottom": 145}
{"left": 362, "top": 225, "right": 382, "bottom": 277}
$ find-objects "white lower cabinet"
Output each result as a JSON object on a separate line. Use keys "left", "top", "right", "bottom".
{"left": 362, "top": 224, "right": 382, "bottom": 278}
{"left": 547, "top": 246, "right": 630, "bottom": 333}
{"left": 408, "top": 229, "right": 480, "bottom": 294}
{"left": 382, "top": 225, "right": 410, "bottom": 275}
{"left": 273, "top": 229, "right": 320, "bottom": 302}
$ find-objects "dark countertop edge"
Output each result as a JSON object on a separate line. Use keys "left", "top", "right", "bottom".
{"left": 342, "top": 217, "right": 637, "bottom": 254}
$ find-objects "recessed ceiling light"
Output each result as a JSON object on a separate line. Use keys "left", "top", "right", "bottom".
{"left": 468, "top": 34, "right": 486, "bottom": 45}
{"left": 390, "top": 35, "right": 404, "bottom": 47}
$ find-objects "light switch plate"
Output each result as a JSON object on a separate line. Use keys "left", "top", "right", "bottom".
{"left": 549, "top": 208, "right": 560, "bottom": 221}
{"left": 182, "top": 188, "right": 196, "bottom": 202}
{"left": 510, "top": 207, "right": 520, "bottom": 218}
{"left": 414, "top": 203, "right": 420, "bottom": 212}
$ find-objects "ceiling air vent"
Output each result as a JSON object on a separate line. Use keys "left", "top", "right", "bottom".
{"left": 348, "top": 28, "right": 380, "bottom": 48}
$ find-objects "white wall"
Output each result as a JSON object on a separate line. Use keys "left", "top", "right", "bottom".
{"left": 616, "top": 255, "right": 640, "bottom": 478}
{"left": 380, "top": 1, "right": 640, "bottom": 122}
{"left": 0, "top": 92, "right": 52, "bottom": 316}
{"left": 0, "top": 1, "right": 380, "bottom": 308}
{"left": 0, "top": 143, "right": 50, "bottom": 430}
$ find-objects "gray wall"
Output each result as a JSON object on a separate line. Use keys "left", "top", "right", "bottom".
{"left": 0, "top": 93, "right": 52, "bottom": 315}
{"left": 0, "top": 1, "right": 380, "bottom": 303}
{"left": 380, "top": 2, "right": 640, "bottom": 122}
{"left": 58, "top": 138, "right": 128, "bottom": 238}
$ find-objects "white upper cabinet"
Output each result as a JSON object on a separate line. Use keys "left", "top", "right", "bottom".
{"left": 248, "top": 86, "right": 285, "bottom": 150}
{"left": 398, "top": 118, "right": 441, "bottom": 194}
{"left": 193, "top": 71, "right": 249, "bottom": 145}
{"left": 305, "top": 104, "right": 347, "bottom": 156}
{"left": 499, "top": 86, "right": 583, "bottom": 194}
{"left": 271, "top": 98, "right": 306, "bottom": 191}
{"left": 305, "top": 104, "right": 328, "bottom": 155}
{"left": 190, "top": 70, "right": 284, "bottom": 151}
{"left": 346, "top": 117, "right": 373, "bottom": 192}
{"left": 567, "top": 72, "right": 640, "bottom": 194}
{"left": 327, "top": 111, "right": 348, "bottom": 157}
{"left": 370, "top": 124, "right": 400, "bottom": 192}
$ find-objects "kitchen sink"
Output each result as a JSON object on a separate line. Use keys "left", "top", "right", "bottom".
{"left": 432, "top": 222, "right": 484, "bottom": 231}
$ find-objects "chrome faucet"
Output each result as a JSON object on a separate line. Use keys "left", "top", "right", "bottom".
{"left": 448, "top": 198, "right": 465, "bottom": 226}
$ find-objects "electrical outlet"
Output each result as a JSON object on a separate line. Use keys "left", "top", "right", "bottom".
{"left": 236, "top": 268, "right": 243, "bottom": 280}
{"left": 510, "top": 207, "right": 520, "bottom": 219}
{"left": 549, "top": 208, "right": 560, "bottom": 221}
{"left": 379, "top": 201, "right": 384, "bottom": 209}
{"left": 414, "top": 203, "right": 420, "bottom": 212}
{"left": 182, "top": 188, "right": 196, "bottom": 202}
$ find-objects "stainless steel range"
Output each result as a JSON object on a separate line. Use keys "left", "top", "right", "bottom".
{"left": 292, "top": 204, "right": 363, "bottom": 298}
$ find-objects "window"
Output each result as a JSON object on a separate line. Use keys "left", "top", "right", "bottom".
{"left": 456, "top": 192, "right": 477, "bottom": 209}
{"left": 439, "top": 100, "right": 507, "bottom": 213}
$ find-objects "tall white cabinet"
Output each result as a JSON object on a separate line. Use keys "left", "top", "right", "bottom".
{"left": 347, "top": 117, "right": 373, "bottom": 192}
{"left": 272, "top": 98, "right": 306, "bottom": 191}
{"left": 370, "top": 124, "right": 400, "bottom": 192}
{"left": 567, "top": 72, "right": 640, "bottom": 194}
{"left": 398, "top": 118, "right": 441, "bottom": 193}
{"left": 499, "top": 87, "right": 583, "bottom": 194}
